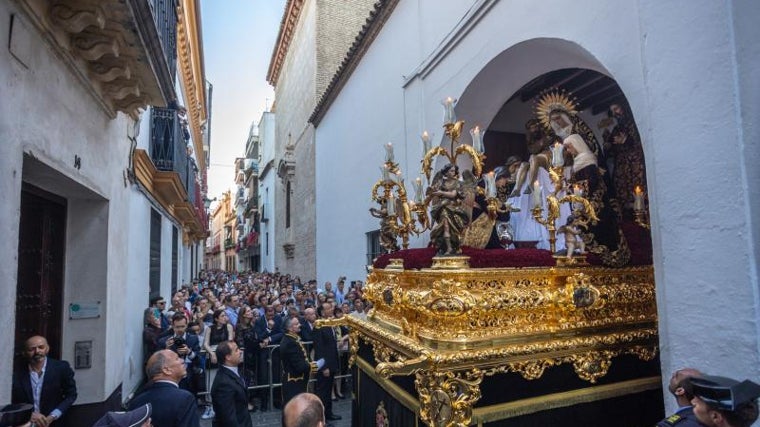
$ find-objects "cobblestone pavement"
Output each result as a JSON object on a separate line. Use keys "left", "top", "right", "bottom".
{"left": 199, "top": 396, "right": 352, "bottom": 427}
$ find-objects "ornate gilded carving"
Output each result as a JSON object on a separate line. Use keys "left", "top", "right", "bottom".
{"left": 416, "top": 369, "right": 483, "bottom": 427}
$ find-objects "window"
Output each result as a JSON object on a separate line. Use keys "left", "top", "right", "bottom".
{"left": 366, "top": 230, "right": 382, "bottom": 266}
{"left": 149, "top": 209, "right": 161, "bottom": 299}
{"left": 171, "top": 226, "right": 178, "bottom": 295}
{"left": 266, "top": 232, "right": 269, "bottom": 256}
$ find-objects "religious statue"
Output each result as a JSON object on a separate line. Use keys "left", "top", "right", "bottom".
{"left": 558, "top": 215, "right": 585, "bottom": 258}
{"left": 563, "top": 134, "right": 630, "bottom": 267}
{"left": 535, "top": 90, "right": 604, "bottom": 159}
{"left": 508, "top": 119, "right": 557, "bottom": 197}
{"left": 605, "top": 102, "right": 647, "bottom": 215}
{"left": 369, "top": 200, "right": 400, "bottom": 253}
{"left": 463, "top": 166, "right": 520, "bottom": 249}
{"left": 427, "top": 163, "right": 476, "bottom": 255}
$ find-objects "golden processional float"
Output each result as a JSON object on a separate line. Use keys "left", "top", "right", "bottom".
{"left": 322, "top": 93, "right": 661, "bottom": 427}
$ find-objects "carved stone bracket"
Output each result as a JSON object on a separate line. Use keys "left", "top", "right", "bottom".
{"left": 17, "top": 0, "right": 174, "bottom": 118}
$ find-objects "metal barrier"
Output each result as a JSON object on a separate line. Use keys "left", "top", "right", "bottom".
{"left": 198, "top": 340, "right": 351, "bottom": 411}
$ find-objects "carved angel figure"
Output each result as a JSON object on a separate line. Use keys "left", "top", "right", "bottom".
{"left": 369, "top": 200, "right": 400, "bottom": 253}
{"left": 426, "top": 163, "right": 476, "bottom": 255}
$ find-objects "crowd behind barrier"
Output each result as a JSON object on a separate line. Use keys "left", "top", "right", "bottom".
{"left": 140, "top": 270, "right": 365, "bottom": 418}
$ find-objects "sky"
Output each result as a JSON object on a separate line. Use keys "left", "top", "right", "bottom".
{"left": 200, "top": 0, "right": 287, "bottom": 200}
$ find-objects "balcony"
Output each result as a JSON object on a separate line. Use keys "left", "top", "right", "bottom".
{"left": 132, "top": 106, "right": 205, "bottom": 242}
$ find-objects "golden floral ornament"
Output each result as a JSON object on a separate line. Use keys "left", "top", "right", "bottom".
{"left": 416, "top": 369, "right": 483, "bottom": 427}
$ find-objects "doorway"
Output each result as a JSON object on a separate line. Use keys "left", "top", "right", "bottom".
{"left": 15, "top": 184, "right": 67, "bottom": 366}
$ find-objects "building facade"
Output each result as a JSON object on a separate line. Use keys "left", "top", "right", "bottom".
{"left": 235, "top": 124, "right": 261, "bottom": 272}
{"left": 258, "top": 111, "right": 278, "bottom": 273}
{"left": 266, "top": 0, "right": 376, "bottom": 280}
{"left": 310, "top": 0, "right": 760, "bottom": 414}
{"left": 1, "top": 0, "right": 209, "bottom": 423}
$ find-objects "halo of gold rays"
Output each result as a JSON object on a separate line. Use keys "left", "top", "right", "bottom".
{"left": 534, "top": 89, "right": 579, "bottom": 131}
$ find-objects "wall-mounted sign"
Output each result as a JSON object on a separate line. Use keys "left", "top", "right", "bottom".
{"left": 69, "top": 301, "right": 101, "bottom": 319}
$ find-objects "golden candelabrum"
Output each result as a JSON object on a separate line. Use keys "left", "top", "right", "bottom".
{"left": 370, "top": 155, "right": 430, "bottom": 251}
{"left": 370, "top": 97, "right": 490, "bottom": 256}
{"left": 530, "top": 155, "right": 598, "bottom": 254}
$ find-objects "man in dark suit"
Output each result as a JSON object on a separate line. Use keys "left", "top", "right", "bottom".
{"left": 128, "top": 350, "right": 200, "bottom": 427}
{"left": 210, "top": 341, "right": 252, "bottom": 427}
{"left": 158, "top": 313, "right": 201, "bottom": 393}
{"left": 254, "top": 305, "right": 283, "bottom": 410}
{"left": 313, "top": 302, "right": 341, "bottom": 422}
{"left": 299, "top": 308, "right": 317, "bottom": 343}
{"left": 12, "top": 335, "right": 77, "bottom": 426}
{"left": 281, "top": 317, "right": 323, "bottom": 407}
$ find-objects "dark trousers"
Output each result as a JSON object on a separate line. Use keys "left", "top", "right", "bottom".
{"left": 282, "top": 377, "right": 309, "bottom": 407}
{"left": 316, "top": 370, "right": 335, "bottom": 417}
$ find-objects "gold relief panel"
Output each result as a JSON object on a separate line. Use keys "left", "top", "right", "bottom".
{"left": 364, "top": 266, "right": 656, "bottom": 345}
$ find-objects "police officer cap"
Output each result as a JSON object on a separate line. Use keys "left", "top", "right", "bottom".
{"left": 0, "top": 403, "right": 33, "bottom": 427}
{"left": 690, "top": 375, "right": 760, "bottom": 411}
{"left": 93, "top": 403, "right": 151, "bottom": 427}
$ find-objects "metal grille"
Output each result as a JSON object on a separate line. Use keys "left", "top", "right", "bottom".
{"left": 150, "top": 107, "right": 189, "bottom": 192}
{"left": 150, "top": 0, "right": 177, "bottom": 80}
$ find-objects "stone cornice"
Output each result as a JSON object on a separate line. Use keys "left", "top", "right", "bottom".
{"left": 16, "top": 0, "right": 176, "bottom": 118}
{"left": 176, "top": 0, "right": 208, "bottom": 173}
{"left": 309, "top": 0, "right": 399, "bottom": 126}
{"left": 266, "top": 0, "right": 304, "bottom": 86}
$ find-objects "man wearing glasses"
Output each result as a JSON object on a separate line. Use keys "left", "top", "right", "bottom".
{"left": 150, "top": 296, "right": 169, "bottom": 330}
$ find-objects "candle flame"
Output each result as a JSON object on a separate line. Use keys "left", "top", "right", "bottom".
{"left": 634, "top": 186, "right": 643, "bottom": 195}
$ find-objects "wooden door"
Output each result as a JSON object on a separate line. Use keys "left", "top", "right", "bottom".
{"left": 15, "top": 184, "right": 66, "bottom": 365}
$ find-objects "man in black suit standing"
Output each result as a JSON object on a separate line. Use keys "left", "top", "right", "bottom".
{"left": 313, "top": 302, "right": 341, "bottom": 422}
{"left": 281, "top": 317, "right": 323, "bottom": 407}
{"left": 12, "top": 335, "right": 77, "bottom": 426}
{"left": 254, "top": 305, "right": 283, "bottom": 410}
{"left": 128, "top": 350, "right": 199, "bottom": 427}
{"left": 158, "top": 313, "right": 201, "bottom": 393}
{"left": 210, "top": 341, "right": 252, "bottom": 427}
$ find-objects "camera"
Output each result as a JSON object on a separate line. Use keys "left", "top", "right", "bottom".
{"left": 172, "top": 337, "right": 185, "bottom": 348}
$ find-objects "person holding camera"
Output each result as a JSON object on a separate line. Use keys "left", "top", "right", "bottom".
{"left": 158, "top": 313, "right": 201, "bottom": 394}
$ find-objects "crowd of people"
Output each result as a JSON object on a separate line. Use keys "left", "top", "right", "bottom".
{"left": 137, "top": 269, "right": 368, "bottom": 426}
{"left": 4, "top": 270, "right": 760, "bottom": 427}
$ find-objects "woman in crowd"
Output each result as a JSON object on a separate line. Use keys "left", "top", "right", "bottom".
{"left": 235, "top": 305, "right": 259, "bottom": 411}
{"left": 203, "top": 309, "right": 235, "bottom": 365}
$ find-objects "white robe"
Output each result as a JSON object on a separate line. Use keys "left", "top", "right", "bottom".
{"left": 507, "top": 168, "right": 571, "bottom": 251}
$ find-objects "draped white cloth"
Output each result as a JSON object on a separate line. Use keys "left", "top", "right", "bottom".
{"left": 507, "top": 167, "right": 571, "bottom": 251}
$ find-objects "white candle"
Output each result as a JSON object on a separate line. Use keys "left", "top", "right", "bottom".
{"left": 484, "top": 172, "right": 496, "bottom": 198}
{"left": 470, "top": 126, "right": 484, "bottom": 153}
{"left": 421, "top": 131, "right": 432, "bottom": 157}
{"left": 441, "top": 97, "right": 457, "bottom": 124}
{"left": 380, "top": 165, "right": 390, "bottom": 182}
{"left": 385, "top": 142, "right": 394, "bottom": 163}
{"left": 633, "top": 186, "right": 645, "bottom": 211}
{"left": 531, "top": 180, "right": 542, "bottom": 208}
{"left": 386, "top": 194, "right": 396, "bottom": 216}
{"left": 413, "top": 177, "right": 424, "bottom": 204}
{"left": 551, "top": 143, "right": 564, "bottom": 167}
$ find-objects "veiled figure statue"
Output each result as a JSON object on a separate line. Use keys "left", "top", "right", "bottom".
{"left": 427, "top": 163, "right": 476, "bottom": 255}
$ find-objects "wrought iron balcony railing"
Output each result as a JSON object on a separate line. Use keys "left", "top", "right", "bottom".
{"left": 150, "top": 107, "right": 189, "bottom": 194}
{"left": 148, "top": 0, "right": 177, "bottom": 81}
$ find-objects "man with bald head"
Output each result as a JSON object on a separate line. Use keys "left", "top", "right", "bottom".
{"left": 657, "top": 368, "right": 705, "bottom": 427}
{"left": 12, "top": 336, "right": 77, "bottom": 426}
{"left": 128, "top": 350, "right": 199, "bottom": 427}
{"left": 283, "top": 393, "right": 325, "bottom": 427}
